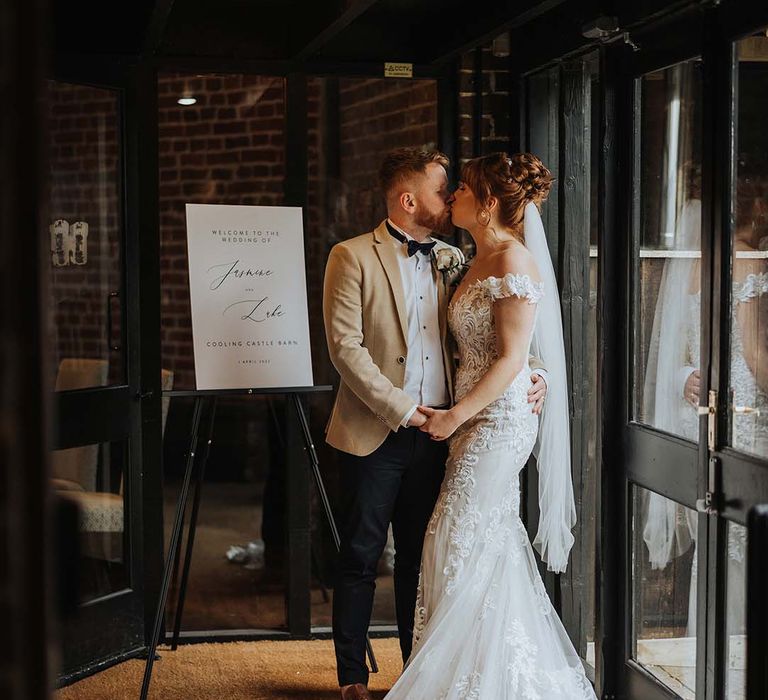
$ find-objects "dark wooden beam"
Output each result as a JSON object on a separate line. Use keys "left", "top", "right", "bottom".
{"left": 292, "top": 0, "right": 383, "bottom": 62}
{"left": 431, "top": 0, "right": 568, "bottom": 66}
{"left": 143, "top": 0, "right": 176, "bottom": 56}
{"left": 150, "top": 54, "right": 447, "bottom": 79}
{"left": 558, "top": 56, "right": 592, "bottom": 658}
{"left": 747, "top": 505, "right": 768, "bottom": 699}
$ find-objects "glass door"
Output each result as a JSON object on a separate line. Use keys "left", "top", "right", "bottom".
{"left": 47, "top": 60, "right": 160, "bottom": 679}
{"left": 708, "top": 20, "right": 768, "bottom": 700}
{"left": 629, "top": 53, "right": 703, "bottom": 700}
{"left": 622, "top": 8, "right": 768, "bottom": 700}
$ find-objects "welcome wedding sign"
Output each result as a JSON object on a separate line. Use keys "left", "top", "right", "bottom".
{"left": 185, "top": 204, "right": 314, "bottom": 390}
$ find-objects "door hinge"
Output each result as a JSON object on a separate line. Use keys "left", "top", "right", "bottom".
{"left": 697, "top": 388, "right": 717, "bottom": 452}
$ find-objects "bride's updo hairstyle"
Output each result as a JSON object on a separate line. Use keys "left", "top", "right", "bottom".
{"left": 461, "top": 152, "right": 554, "bottom": 240}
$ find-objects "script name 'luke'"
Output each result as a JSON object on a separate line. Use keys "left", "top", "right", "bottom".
{"left": 223, "top": 298, "right": 285, "bottom": 323}
{"left": 207, "top": 260, "right": 273, "bottom": 290}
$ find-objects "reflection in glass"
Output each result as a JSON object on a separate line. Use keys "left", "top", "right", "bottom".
{"left": 728, "top": 30, "right": 768, "bottom": 458}
{"left": 52, "top": 440, "right": 129, "bottom": 602}
{"left": 725, "top": 522, "right": 747, "bottom": 700}
{"left": 633, "top": 485, "right": 697, "bottom": 699}
{"left": 47, "top": 81, "right": 124, "bottom": 388}
{"left": 156, "top": 73, "right": 290, "bottom": 631}
{"left": 635, "top": 60, "right": 703, "bottom": 441}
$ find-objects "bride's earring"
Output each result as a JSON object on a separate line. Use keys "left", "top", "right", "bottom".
{"left": 477, "top": 208, "right": 490, "bottom": 227}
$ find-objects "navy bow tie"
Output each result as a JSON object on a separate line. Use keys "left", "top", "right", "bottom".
{"left": 386, "top": 222, "right": 437, "bottom": 257}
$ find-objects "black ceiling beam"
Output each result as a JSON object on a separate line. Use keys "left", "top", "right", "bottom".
{"left": 292, "top": 0, "right": 384, "bottom": 62}
{"left": 142, "top": 0, "right": 176, "bottom": 56}
{"left": 151, "top": 54, "right": 450, "bottom": 79}
{"left": 431, "top": 0, "right": 568, "bottom": 65}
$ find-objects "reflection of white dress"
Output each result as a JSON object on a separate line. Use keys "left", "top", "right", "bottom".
{"left": 678, "top": 276, "right": 768, "bottom": 636}
{"left": 385, "top": 274, "right": 595, "bottom": 700}
{"left": 684, "top": 275, "right": 768, "bottom": 452}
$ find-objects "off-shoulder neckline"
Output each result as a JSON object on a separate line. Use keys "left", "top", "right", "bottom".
{"left": 450, "top": 272, "right": 544, "bottom": 309}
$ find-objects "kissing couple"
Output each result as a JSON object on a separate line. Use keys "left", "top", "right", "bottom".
{"left": 323, "top": 148, "right": 596, "bottom": 699}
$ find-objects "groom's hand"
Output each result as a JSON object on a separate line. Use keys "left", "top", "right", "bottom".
{"left": 528, "top": 373, "right": 547, "bottom": 415}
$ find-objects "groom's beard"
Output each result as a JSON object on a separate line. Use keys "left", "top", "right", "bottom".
{"left": 415, "top": 207, "right": 453, "bottom": 237}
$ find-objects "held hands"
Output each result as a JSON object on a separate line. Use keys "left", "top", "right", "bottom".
{"left": 528, "top": 372, "right": 547, "bottom": 415}
{"left": 407, "top": 410, "right": 428, "bottom": 428}
{"left": 418, "top": 371, "right": 548, "bottom": 440}
{"left": 418, "top": 406, "right": 461, "bottom": 441}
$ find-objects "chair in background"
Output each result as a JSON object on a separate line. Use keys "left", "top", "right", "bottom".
{"left": 52, "top": 360, "right": 174, "bottom": 563}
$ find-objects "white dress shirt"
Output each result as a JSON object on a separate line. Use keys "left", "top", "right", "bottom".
{"left": 387, "top": 220, "right": 450, "bottom": 426}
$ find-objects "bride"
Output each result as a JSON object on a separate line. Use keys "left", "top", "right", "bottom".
{"left": 384, "top": 152, "right": 595, "bottom": 699}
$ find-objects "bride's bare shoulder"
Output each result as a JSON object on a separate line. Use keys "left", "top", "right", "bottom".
{"left": 488, "top": 242, "right": 541, "bottom": 284}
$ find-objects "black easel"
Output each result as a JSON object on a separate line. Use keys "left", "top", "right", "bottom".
{"left": 139, "top": 386, "right": 379, "bottom": 700}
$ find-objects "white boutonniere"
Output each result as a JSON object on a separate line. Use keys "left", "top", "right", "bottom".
{"left": 432, "top": 246, "right": 467, "bottom": 287}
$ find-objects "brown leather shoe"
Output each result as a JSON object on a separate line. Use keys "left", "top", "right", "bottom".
{"left": 340, "top": 683, "right": 373, "bottom": 700}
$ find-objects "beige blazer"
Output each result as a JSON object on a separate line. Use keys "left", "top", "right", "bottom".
{"left": 323, "top": 221, "right": 456, "bottom": 456}
{"left": 323, "top": 220, "right": 545, "bottom": 457}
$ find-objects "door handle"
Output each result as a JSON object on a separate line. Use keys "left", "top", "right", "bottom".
{"left": 733, "top": 405, "right": 760, "bottom": 416}
{"left": 697, "top": 390, "right": 718, "bottom": 451}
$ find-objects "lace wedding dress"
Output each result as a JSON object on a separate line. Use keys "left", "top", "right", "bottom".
{"left": 385, "top": 272, "right": 595, "bottom": 700}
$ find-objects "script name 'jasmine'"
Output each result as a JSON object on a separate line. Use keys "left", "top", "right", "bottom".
{"left": 208, "top": 260, "right": 273, "bottom": 290}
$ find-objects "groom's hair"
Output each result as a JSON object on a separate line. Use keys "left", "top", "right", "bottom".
{"left": 379, "top": 147, "right": 449, "bottom": 197}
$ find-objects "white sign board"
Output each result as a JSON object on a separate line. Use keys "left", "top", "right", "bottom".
{"left": 185, "top": 204, "right": 314, "bottom": 390}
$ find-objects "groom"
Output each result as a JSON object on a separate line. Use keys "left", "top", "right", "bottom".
{"left": 322, "top": 148, "right": 547, "bottom": 700}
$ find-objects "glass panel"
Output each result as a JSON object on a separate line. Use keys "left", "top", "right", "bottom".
{"left": 47, "top": 82, "right": 124, "bottom": 388}
{"left": 725, "top": 521, "right": 747, "bottom": 700}
{"left": 632, "top": 485, "right": 698, "bottom": 699}
{"left": 51, "top": 440, "right": 129, "bottom": 602}
{"left": 634, "top": 59, "right": 703, "bottom": 440}
{"left": 306, "top": 75, "right": 439, "bottom": 627}
{"left": 727, "top": 30, "right": 768, "bottom": 457}
{"left": 158, "top": 73, "right": 288, "bottom": 631}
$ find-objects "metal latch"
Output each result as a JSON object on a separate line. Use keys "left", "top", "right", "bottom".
{"left": 697, "top": 389, "right": 718, "bottom": 452}
{"left": 696, "top": 455, "right": 723, "bottom": 515}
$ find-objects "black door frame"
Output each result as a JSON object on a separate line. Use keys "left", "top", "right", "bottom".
{"left": 517, "top": 3, "right": 768, "bottom": 699}
{"left": 617, "top": 4, "right": 768, "bottom": 700}
{"left": 48, "top": 54, "right": 161, "bottom": 682}
{"left": 2, "top": 0, "right": 51, "bottom": 697}
{"left": 705, "top": 6, "right": 768, "bottom": 700}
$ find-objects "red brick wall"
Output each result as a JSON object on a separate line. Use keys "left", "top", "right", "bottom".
{"left": 338, "top": 78, "right": 438, "bottom": 232}
{"left": 46, "top": 82, "right": 122, "bottom": 385}
{"left": 305, "top": 76, "right": 439, "bottom": 390}
{"left": 46, "top": 66, "right": 508, "bottom": 393}
{"left": 158, "top": 73, "right": 287, "bottom": 389}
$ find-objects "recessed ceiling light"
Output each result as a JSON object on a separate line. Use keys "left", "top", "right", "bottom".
{"left": 178, "top": 96, "right": 197, "bottom": 106}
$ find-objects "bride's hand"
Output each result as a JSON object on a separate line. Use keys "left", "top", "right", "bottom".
{"left": 418, "top": 406, "right": 461, "bottom": 441}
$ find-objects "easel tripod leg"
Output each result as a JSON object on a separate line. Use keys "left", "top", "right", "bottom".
{"left": 139, "top": 396, "right": 205, "bottom": 700}
{"left": 291, "top": 394, "right": 379, "bottom": 674}
{"left": 171, "top": 397, "right": 218, "bottom": 649}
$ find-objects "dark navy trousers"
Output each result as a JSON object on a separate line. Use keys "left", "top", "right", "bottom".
{"left": 332, "top": 426, "right": 447, "bottom": 687}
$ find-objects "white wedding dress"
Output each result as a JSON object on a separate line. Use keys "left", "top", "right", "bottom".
{"left": 385, "top": 272, "right": 596, "bottom": 700}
